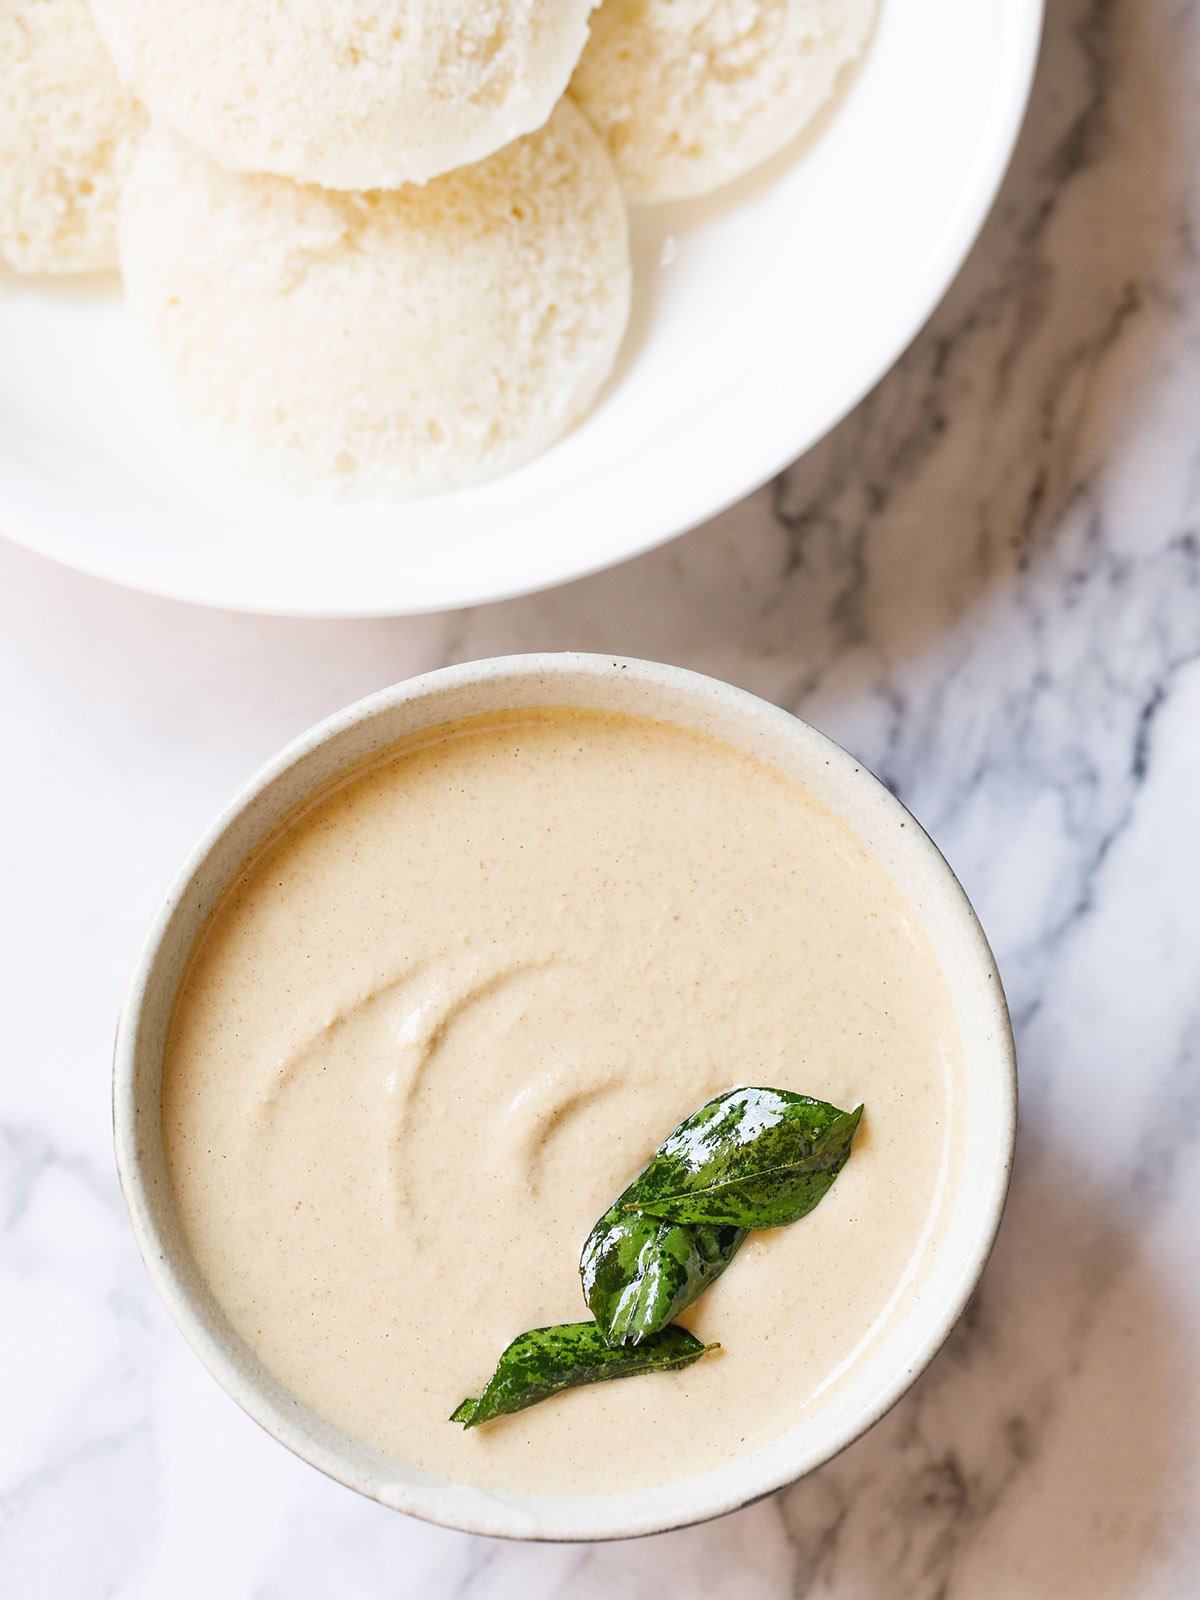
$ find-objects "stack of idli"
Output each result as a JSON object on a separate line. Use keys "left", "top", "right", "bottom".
{"left": 97, "top": 0, "right": 632, "bottom": 496}
{"left": 3, "top": 0, "right": 876, "bottom": 497}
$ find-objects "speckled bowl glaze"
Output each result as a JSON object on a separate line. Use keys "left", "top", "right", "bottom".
{"left": 114, "top": 655, "right": 1016, "bottom": 1541}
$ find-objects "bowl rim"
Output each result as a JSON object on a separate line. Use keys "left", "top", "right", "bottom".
{"left": 113, "top": 653, "right": 1017, "bottom": 1539}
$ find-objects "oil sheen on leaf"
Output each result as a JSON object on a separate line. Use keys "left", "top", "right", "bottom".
{"left": 580, "top": 1199, "right": 746, "bottom": 1348}
{"left": 629, "top": 1088, "right": 864, "bottom": 1230}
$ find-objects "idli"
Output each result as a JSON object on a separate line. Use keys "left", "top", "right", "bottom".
{"left": 91, "top": 0, "right": 598, "bottom": 190}
{"left": 571, "top": 0, "right": 875, "bottom": 203}
{"left": 118, "top": 104, "right": 630, "bottom": 499}
{"left": 0, "top": 0, "right": 144, "bottom": 274}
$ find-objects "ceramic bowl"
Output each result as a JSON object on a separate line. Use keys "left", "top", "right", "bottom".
{"left": 114, "top": 654, "right": 1016, "bottom": 1539}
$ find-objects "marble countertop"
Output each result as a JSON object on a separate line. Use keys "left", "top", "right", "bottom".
{"left": 3, "top": 2, "right": 1199, "bottom": 1594}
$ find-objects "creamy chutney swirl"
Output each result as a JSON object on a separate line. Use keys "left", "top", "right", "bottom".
{"left": 164, "top": 709, "right": 961, "bottom": 1494}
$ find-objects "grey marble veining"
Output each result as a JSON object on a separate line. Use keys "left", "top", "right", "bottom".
{"left": 3, "top": 1, "right": 1200, "bottom": 1594}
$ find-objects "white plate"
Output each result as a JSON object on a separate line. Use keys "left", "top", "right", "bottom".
{"left": 0, "top": 1, "right": 1042, "bottom": 617}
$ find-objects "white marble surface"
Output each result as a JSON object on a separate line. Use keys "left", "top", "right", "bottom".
{"left": 3, "top": 1, "right": 1200, "bottom": 1593}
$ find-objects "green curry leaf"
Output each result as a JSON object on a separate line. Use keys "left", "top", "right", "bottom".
{"left": 580, "top": 1202, "right": 746, "bottom": 1348}
{"left": 450, "top": 1321, "right": 717, "bottom": 1428}
{"left": 628, "top": 1088, "right": 864, "bottom": 1229}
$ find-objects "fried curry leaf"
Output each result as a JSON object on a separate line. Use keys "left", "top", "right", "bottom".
{"left": 580, "top": 1201, "right": 747, "bottom": 1348}
{"left": 450, "top": 1321, "right": 716, "bottom": 1428}
{"left": 581, "top": 1088, "right": 862, "bottom": 1344}
{"left": 628, "top": 1088, "right": 864, "bottom": 1230}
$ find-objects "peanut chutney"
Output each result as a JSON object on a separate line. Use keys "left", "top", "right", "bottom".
{"left": 163, "top": 709, "right": 961, "bottom": 1494}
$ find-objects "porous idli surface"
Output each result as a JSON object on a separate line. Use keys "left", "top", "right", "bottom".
{"left": 0, "top": 0, "right": 144, "bottom": 274}
{"left": 118, "top": 105, "right": 631, "bottom": 499}
{"left": 91, "top": 0, "right": 598, "bottom": 189}
{"left": 572, "top": 0, "right": 875, "bottom": 203}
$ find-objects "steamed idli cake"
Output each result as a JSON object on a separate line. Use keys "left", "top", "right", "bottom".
{"left": 0, "top": 0, "right": 144, "bottom": 274}
{"left": 91, "top": 0, "right": 599, "bottom": 189}
{"left": 571, "top": 0, "right": 875, "bottom": 203}
{"left": 118, "top": 105, "right": 630, "bottom": 499}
